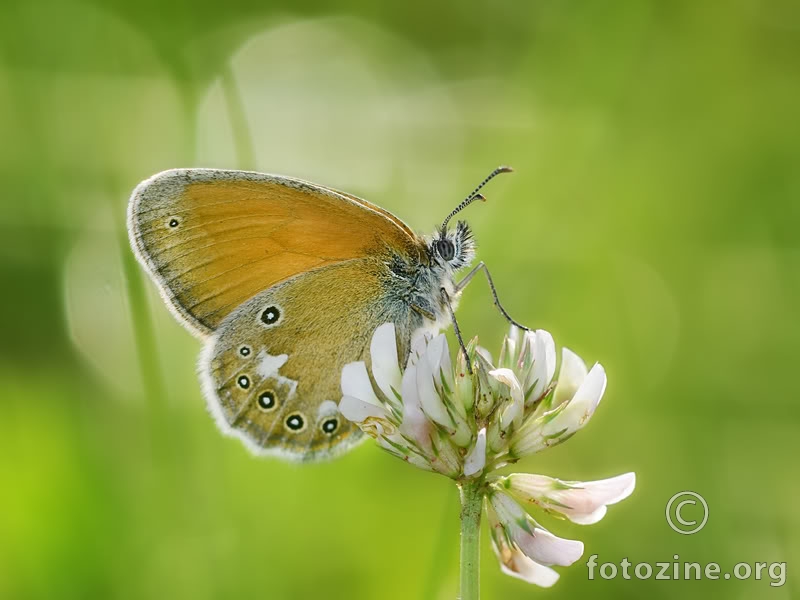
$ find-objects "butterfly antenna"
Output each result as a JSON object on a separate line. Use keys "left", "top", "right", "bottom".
{"left": 440, "top": 166, "right": 513, "bottom": 235}
{"left": 440, "top": 193, "right": 485, "bottom": 235}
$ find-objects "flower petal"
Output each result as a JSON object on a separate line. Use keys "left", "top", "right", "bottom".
{"left": 475, "top": 345, "right": 494, "bottom": 367}
{"left": 514, "top": 526, "right": 584, "bottom": 568}
{"left": 487, "top": 504, "right": 560, "bottom": 587}
{"left": 492, "top": 544, "right": 559, "bottom": 587}
{"left": 425, "top": 333, "right": 455, "bottom": 391}
{"left": 489, "top": 368, "right": 524, "bottom": 431}
{"left": 408, "top": 327, "right": 434, "bottom": 367}
{"left": 463, "top": 427, "right": 487, "bottom": 477}
{"left": 565, "top": 472, "right": 636, "bottom": 524}
{"left": 341, "top": 361, "right": 382, "bottom": 406}
{"left": 338, "top": 394, "right": 389, "bottom": 424}
{"left": 503, "top": 472, "right": 636, "bottom": 525}
{"left": 521, "top": 329, "right": 556, "bottom": 405}
{"left": 489, "top": 490, "right": 583, "bottom": 567}
{"left": 543, "top": 362, "right": 606, "bottom": 436}
{"left": 552, "top": 348, "right": 588, "bottom": 408}
{"left": 370, "top": 323, "right": 402, "bottom": 404}
{"left": 499, "top": 326, "right": 519, "bottom": 369}
{"left": 398, "top": 362, "right": 431, "bottom": 448}
{"left": 416, "top": 345, "right": 455, "bottom": 430}
{"left": 496, "top": 544, "right": 560, "bottom": 587}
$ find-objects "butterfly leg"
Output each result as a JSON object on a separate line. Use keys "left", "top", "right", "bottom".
{"left": 454, "top": 261, "right": 530, "bottom": 331}
{"left": 440, "top": 288, "right": 472, "bottom": 374}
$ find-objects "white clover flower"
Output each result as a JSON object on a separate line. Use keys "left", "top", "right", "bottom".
{"left": 339, "top": 323, "right": 636, "bottom": 589}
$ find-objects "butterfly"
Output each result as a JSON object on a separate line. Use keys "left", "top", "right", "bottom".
{"left": 127, "top": 166, "right": 524, "bottom": 461}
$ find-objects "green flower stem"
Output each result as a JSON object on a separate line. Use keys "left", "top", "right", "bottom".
{"left": 459, "top": 479, "right": 483, "bottom": 600}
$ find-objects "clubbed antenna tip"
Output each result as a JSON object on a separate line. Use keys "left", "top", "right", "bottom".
{"left": 440, "top": 167, "right": 513, "bottom": 234}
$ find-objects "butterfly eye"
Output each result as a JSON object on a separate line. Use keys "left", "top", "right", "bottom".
{"left": 436, "top": 239, "right": 456, "bottom": 261}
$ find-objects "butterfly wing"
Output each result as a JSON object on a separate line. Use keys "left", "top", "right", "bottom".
{"left": 127, "top": 168, "right": 426, "bottom": 337}
{"left": 128, "top": 168, "right": 432, "bottom": 460}
{"left": 201, "top": 258, "right": 422, "bottom": 461}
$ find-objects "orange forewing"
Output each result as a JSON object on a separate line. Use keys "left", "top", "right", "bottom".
{"left": 128, "top": 169, "right": 426, "bottom": 336}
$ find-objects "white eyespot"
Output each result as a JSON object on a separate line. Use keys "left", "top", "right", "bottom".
{"left": 284, "top": 412, "right": 306, "bottom": 432}
{"left": 259, "top": 304, "right": 283, "bottom": 327}
{"left": 239, "top": 345, "right": 251, "bottom": 357}
{"left": 317, "top": 400, "right": 340, "bottom": 435}
{"left": 321, "top": 417, "right": 339, "bottom": 435}
{"left": 237, "top": 375, "right": 250, "bottom": 389}
{"left": 166, "top": 216, "right": 180, "bottom": 228}
{"left": 257, "top": 390, "right": 277, "bottom": 412}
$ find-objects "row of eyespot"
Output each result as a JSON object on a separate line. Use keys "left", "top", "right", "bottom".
{"left": 234, "top": 354, "right": 338, "bottom": 436}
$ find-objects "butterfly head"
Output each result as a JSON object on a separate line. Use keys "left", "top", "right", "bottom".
{"left": 431, "top": 221, "right": 475, "bottom": 271}
{"left": 429, "top": 165, "right": 512, "bottom": 273}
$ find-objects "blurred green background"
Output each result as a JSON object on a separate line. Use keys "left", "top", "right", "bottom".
{"left": 1, "top": 0, "right": 798, "bottom": 598}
